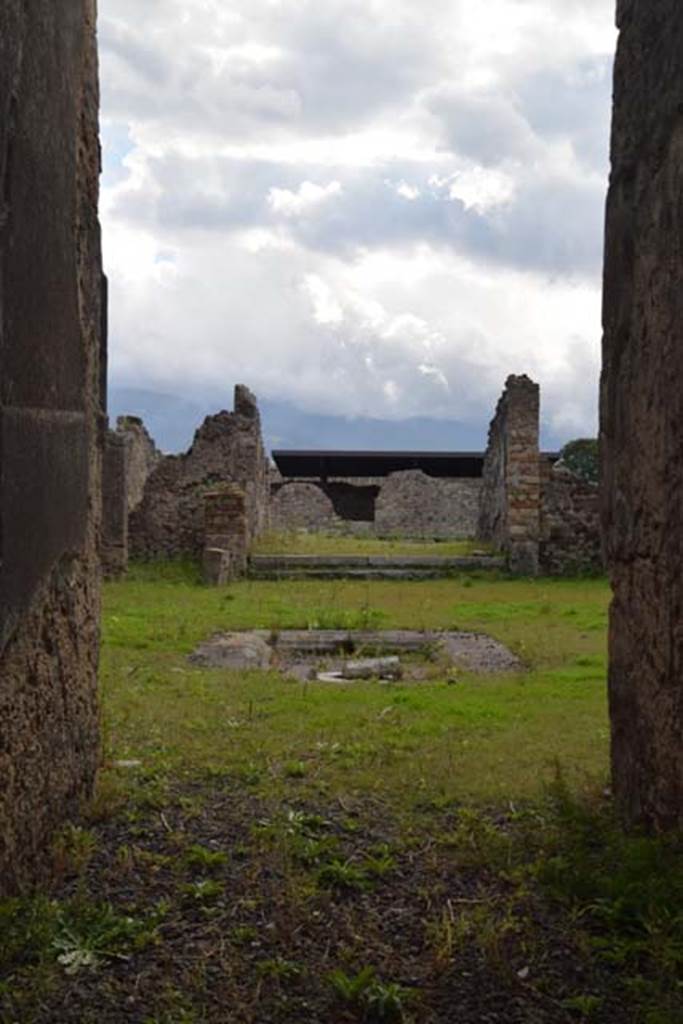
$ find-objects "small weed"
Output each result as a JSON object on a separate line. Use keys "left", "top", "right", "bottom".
{"left": 283, "top": 760, "right": 307, "bottom": 779}
{"left": 316, "top": 859, "right": 370, "bottom": 893}
{"left": 53, "top": 899, "right": 159, "bottom": 974}
{"left": 182, "top": 844, "right": 229, "bottom": 872}
{"left": 256, "top": 956, "right": 303, "bottom": 982}
{"left": 53, "top": 824, "right": 98, "bottom": 876}
{"left": 181, "top": 879, "right": 225, "bottom": 904}
{"left": 363, "top": 844, "right": 397, "bottom": 880}
{"left": 328, "top": 966, "right": 413, "bottom": 1021}
{"left": 229, "top": 925, "right": 259, "bottom": 946}
{"left": 440, "top": 807, "right": 513, "bottom": 872}
{"left": 562, "top": 994, "right": 605, "bottom": 1019}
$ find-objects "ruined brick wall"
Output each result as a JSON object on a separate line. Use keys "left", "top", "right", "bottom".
{"left": 540, "top": 465, "right": 602, "bottom": 576}
{"left": 102, "top": 431, "right": 128, "bottom": 577}
{"left": 203, "top": 484, "right": 249, "bottom": 576}
{"left": 115, "top": 416, "right": 161, "bottom": 512}
{"left": 375, "top": 471, "right": 482, "bottom": 538}
{"left": 129, "top": 385, "right": 269, "bottom": 560}
{"left": 601, "top": 0, "right": 683, "bottom": 829}
{"left": 478, "top": 376, "right": 541, "bottom": 573}
{"left": 0, "top": 0, "right": 103, "bottom": 895}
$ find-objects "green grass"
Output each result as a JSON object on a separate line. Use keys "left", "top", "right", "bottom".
{"left": 252, "top": 531, "right": 491, "bottom": 557}
{"left": 101, "top": 561, "right": 610, "bottom": 805}
{"left": 6, "top": 561, "right": 683, "bottom": 1024}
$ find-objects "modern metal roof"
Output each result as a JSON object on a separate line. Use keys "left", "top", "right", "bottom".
{"left": 272, "top": 449, "right": 487, "bottom": 479}
{"left": 272, "top": 449, "right": 560, "bottom": 480}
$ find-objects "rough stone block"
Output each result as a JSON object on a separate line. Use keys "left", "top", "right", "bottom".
{"left": 202, "top": 547, "right": 232, "bottom": 586}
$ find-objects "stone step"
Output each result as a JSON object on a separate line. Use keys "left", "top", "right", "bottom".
{"left": 247, "top": 554, "right": 504, "bottom": 579}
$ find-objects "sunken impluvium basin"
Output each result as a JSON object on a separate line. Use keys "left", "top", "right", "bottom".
{"left": 188, "top": 629, "right": 520, "bottom": 681}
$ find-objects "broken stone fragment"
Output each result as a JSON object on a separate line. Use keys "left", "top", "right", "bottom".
{"left": 202, "top": 546, "right": 232, "bottom": 586}
{"left": 188, "top": 633, "right": 273, "bottom": 670}
{"left": 341, "top": 656, "right": 402, "bottom": 680}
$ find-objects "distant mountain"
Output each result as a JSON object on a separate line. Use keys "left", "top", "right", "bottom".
{"left": 108, "top": 386, "right": 490, "bottom": 455}
{"left": 108, "top": 387, "right": 208, "bottom": 453}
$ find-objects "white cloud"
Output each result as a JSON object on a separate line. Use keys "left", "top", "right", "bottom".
{"left": 268, "top": 180, "right": 342, "bottom": 216}
{"left": 99, "top": 0, "right": 616, "bottom": 444}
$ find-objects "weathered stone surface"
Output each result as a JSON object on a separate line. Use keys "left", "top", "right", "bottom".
{"left": 375, "top": 470, "right": 481, "bottom": 539}
{"left": 340, "top": 657, "right": 402, "bottom": 680}
{"left": 601, "top": 0, "right": 683, "bottom": 830}
{"left": 248, "top": 553, "right": 504, "bottom": 580}
{"left": 115, "top": 416, "right": 161, "bottom": 512}
{"left": 102, "top": 430, "right": 128, "bottom": 577}
{"left": 0, "top": 0, "right": 103, "bottom": 895}
{"left": 190, "top": 629, "right": 521, "bottom": 676}
{"left": 130, "top": 385, "right": 269, "bottom": 560}
{"left": 202, "top": 547, "right": 232, "bottom": 586}
{"left": 270, "top": 482, "right": 339, "bottom": 532}
{"left": 189, "top": 634, "right": 273, "bottom": 670}
{"left": 204, "top": 483, "right": 249, "bottom": 577}
{"left": 479, "top": 375, "right": 541, "bottom": 575}
{"left": 271, "top": 471, "right": 482, "bottom": 539}
{"left": 540, "top": 464, "right": 602, "bottom": 576}
{"left": 479, "top": 376, "right": 601, "bottom": 577}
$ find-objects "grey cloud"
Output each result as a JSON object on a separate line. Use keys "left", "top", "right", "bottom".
{"left": 427, "top": 89, "right": 539, "bottom": 166}
{"left": 516, "top": 58, "right": 613, "bottom": 171}
{"left": 108, "top": 148, "right": 604, "bottom": 278}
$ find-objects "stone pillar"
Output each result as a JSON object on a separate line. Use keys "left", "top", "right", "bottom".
{"left": 601, "top": 0, "right": 683, "bottom": 831}
{"left": 505, "top": 376, "right": 541, "bottom": 575}
{"left": 479, "top": 375, "right": 541, "bottom": 575}
{"left": 203, "top": 484, "right": 249, "bottom": 580}
{"left": 102, "top": 430, "right": 129, "bottom": 577}
{"left": 0, "top": 0, "right": 103, "bottom": 895}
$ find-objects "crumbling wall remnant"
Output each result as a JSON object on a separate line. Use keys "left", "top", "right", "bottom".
{"left": 601, "top": 0, "right": 683, "bottom": 830}
{"left": 479, "top": 376, "right": 602, "bottom": 576}
{"left": 115, "top": 416, "right": 161, "bottom": 512}
{"left": 203, "top": 484, "right": 249, "bottom": 581}
{"left": 0, "top": 0, "right": 103, "bottom": 896}
{"left": 129, "top": 385, "right": 269, "bottom": 563}
{"left": 479, "top": 376, "right": 541, "bottom": 574}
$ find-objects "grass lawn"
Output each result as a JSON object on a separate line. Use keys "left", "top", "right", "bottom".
{"left": 2, "top": 562, "right": 682, "bottom": 1024}
{"left": 100, "top": 562, "right": 610, "bottom": 805}
{"left": 252, "top": 531, "right": 490, "bottom": 557}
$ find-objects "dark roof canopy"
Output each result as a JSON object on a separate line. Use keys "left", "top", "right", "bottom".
{"left": 273, "top": 449, "right": 486, "bottom": 479}
{"left": 272, "top": 449, "right": 560, "bottom": 480}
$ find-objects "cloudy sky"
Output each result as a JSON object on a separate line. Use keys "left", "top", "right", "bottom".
{"left": 100, "top": 0, "right": 617, "bottom": 451}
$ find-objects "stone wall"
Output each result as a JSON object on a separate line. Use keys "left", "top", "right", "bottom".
{"left": 102, "top": 431, "right": 128, "bottom": 577}
{"left": 130, "top": 385, "right": 269, "bottom": 561}
{"left": 375, "top": 471, "right": 482, "bottom": 538}
{"left": 115, "top": 415, "right": 161, "bottom": 511}
{"left": 270, "top": 472, "right": 481, "bottom": 538}
{"left": 0, "top": 0, "right": 103, "bottom": 895}
{"left": 601, "top": 0, "right": 683, "bottom": 830}
{"left": 479, "top": 375, "right": 541, "bottom": 573}
{"left": 540, "top": 465, "right": 602, "bottom": 576}
{"left": 271, "top": 482, "right": 340, "bottom": 532}
{"left": 479, "top": 376, "right": 602, "bottom": 576}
